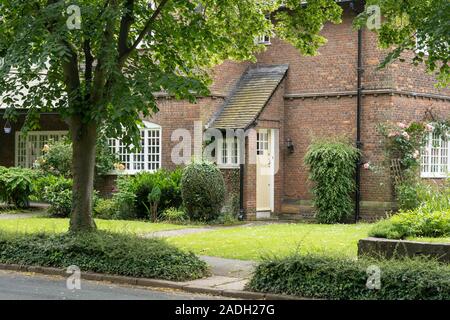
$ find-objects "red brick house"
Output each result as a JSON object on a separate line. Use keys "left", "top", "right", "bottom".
{"left": 1, "top": 3, "right": 449, "bottom": 221}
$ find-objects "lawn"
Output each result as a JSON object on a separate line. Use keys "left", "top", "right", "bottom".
{"left": 0, "top": 217, "right": 192, "bottom": 235}
{"left": 168, "top": 223, "right": 373, "bottom": 260}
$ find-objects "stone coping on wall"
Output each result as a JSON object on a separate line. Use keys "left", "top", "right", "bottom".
{"left": 358, "top": 237, "right": 450, "bottom": 263}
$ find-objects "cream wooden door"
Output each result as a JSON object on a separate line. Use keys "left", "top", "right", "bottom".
{"left": 256, "top": 129, "right": 273, "bottom": 211}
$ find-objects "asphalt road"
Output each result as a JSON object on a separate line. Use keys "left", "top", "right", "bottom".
{"left": 0, "top": 270, "right": 224, "bottom": 300}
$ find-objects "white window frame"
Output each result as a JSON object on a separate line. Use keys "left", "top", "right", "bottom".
{"left": 217, "top": 136, "right": 240, "bottom": 168}
{"left": 420, "top": 130, "right": 449, "bottom": 178}
{"left": 108, "top": 121, "right": 162, "bottom": 175}
{"left": 256, "top": 34, "right": 271, "bottom": 45}
{"left": 15, "top": 131, "right": 68, "bottom": 168}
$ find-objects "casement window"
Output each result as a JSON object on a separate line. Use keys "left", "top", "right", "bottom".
{"left": 15, "top": 131, "right": 68, "bottom": 168}
{"left": 256, "top": 34, "right": 271, "bottom": 45}
{"left": 108, "top": 122, "right": 161, "bottom": 174}
{"left": 217, "top": 136, "right": 240, "bottom": 168}
{"left": 421, "top": 131, "right": 449, "bottom": 178}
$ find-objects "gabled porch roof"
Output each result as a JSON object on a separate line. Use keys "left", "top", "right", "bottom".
{"left": 207, "top": 64, "right": 288, "bottom": 130}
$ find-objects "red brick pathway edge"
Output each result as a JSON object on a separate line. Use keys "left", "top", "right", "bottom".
{"left": 0, "top": 263, "right": 304, "bottom": 300}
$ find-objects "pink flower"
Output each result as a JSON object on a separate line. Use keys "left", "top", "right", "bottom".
{"left": 388, "top": 131, "right": 399, "bottom": 138}
{"left": 363, "top": 162, "right": 371, "bottom": 170}
{"left": 401, "top": 131, "right": 410, "bottom": 140}
{"left": 425, "top": 124, "right": 434, "bottom": 132}
{"left": 397, "top": 122, "right": 407, "bottom": 129}
{"left": 413, "top": 150, "right": 420, "bottom": 159}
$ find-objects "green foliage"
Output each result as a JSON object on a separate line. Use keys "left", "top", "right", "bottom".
{"left": 395, "top": 182, "right": 431, "bottom": 211}
{"left": 181, "top": 161, "right": 226, "bottom": 222}
{"left": 41, "top": 176, "right": 73, "bottom": 218}
{"left": 377, "top": 121, "right": 428, "bottom": 178}
{"left": 370, "top": 209, "right": 450, "bottom": 239}
{"left": 31, "top": 174, "right": 62, "bottom": 202}
{"left": 304, "top": 138, "right": 360, "bottom": 224}
{"left": 0, "top": 166, "right": 35, "bottom": 208}
{"left": 248, "top": 254, "right": 450, "bottom": 300}
{"left": 93, "top": 198, "right": 118, "bottom": 220}
{"left": 161, "top": 207, "right": 187, "bottom": 223}
{"left": 113, "top": 168, "right": 183, "bottom": 220}
{"left": 36, "top": 136, "right": 116, "bottom": 177}
{"left": 112, "top": 176, "right": 138, "bottom": 220}
{"left": 371, "top": 182, "right": 450, "bottom": 239}
{"left": 0, "top": 231, "right": 208, "bottom": 281}
{"left": 356, "top": 0, "right": 450, "bottom": 87}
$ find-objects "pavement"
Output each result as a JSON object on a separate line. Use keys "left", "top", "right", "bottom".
{"left": 0, "top": 270, "right": 225, "bottom": 300}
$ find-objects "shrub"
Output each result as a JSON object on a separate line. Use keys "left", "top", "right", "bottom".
{"left": 248, "top": 254, "right": 450, "bottom": 300}
{"left": 114, "top": 168, "right": 183, "bottom": 220}
{"left": 41, "top": 176, "right": 73, "bottom": 217}
{"left": 304, "top": 138, "right": 360, "bottom": 224}
{"left": 36, "top": 136, "right": 116, "bottom": 177}
{"left": 181, "top": 161, "right": 226, "bottom": 222}
{"left": 31, "top": 174, "right": 61, "bottom": 202}
{"left": 369, "top": 209, "right": 450, "bottom": 239}
{"left": 94, "top": 198, "right": 118, "bottom": 220}
{"left": 113, "top": 176, "right": 138, "bottom": 220}
{"left": 161, "top": 207, "right": 187, "bottom": 223}
{"left": 0, "top": 231, "right": 209, "bottom": 281}
{"left": 0, "top": 166, "right": 35, "bottom": 208}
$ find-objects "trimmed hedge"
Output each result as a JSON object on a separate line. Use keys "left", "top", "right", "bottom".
{"left": 248, "top": 254, "right": 450, "bottom": 300}
{"left": 0, "top": 231, "right": 208, "bottom": 281}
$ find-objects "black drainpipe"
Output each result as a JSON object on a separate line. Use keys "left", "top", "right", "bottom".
{"left": 355, "top": 27, "right": 363, "bottom": 223}
{"left": 239, "top": 163, "right": 245, "bottom": 221}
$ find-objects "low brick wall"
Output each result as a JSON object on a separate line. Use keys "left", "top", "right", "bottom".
{"left": 358, "top": 237, "right": 450, "bottom": 263}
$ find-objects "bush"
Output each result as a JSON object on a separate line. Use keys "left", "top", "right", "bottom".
{"left": 161, "top": 207, "right": 187, "bottom": 223}
{"left": 304, "top": 138, "right": 360, "bottom": 224}
{"left": 248, "top": 254, "right": 450, "bottom": 300}
{"left": 41, "top": 176, "right": 73, "bottom": 217}
{"left": 0, "top": 231, "right": 208, "bottom": 281}
{"left": 181, "top": 161, "right": 226, "bottom": 222}
{"left": 113, "top": 176, "right": 138, "bottom": 220}
{"left": 371, "top": 182, "right": 450, "bottom": 239}
{"left": 113, "top": 168, "right": 183, "bottom": 220}
{"left": 36, "top": 136, "right": 116, "bottom": 177}
{"left": 94, "top": 198, "right": 118, "bottom": 220}
{"left": 0, "top": 166, "right": 35, "bottom": 208}
{"left": 31, "top": 174, "right": 61, "bottom": 202}
{"left": 369, "top": 209, "right": 450, "bottom": 239}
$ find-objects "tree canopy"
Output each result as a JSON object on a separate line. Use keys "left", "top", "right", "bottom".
{"left": 0, "top": 0, "right": 342, "bottom": 231}
{"left": 356, "top": 0, "right": 450, "bottom": 87}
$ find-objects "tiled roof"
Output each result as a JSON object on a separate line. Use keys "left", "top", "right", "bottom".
{"left": 208, "top": 64, "right": 288, "bottom": 129}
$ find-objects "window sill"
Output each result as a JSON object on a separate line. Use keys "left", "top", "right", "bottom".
{"left": 420, "top": 173, "right": 448, "bottom": 179}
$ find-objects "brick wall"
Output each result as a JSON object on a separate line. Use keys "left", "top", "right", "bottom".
{"left": 0, "top": 114, "right": 68, "bottom": 167}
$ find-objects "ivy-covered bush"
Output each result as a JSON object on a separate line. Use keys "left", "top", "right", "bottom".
{"left": 0, "top": 231, "right": 208, "bottom": 281}
{"left": 0, "top": 166, "right": 35, "bottom": 208}
{"left": 181, "top": 161, "right": 226, "bottom": 222}
{"left": 93, "top": 198, "right": 118, "bottom": 220}
{"left": 113, "top": 168, "right": 183, "bottom": 220}
{"left": 248, "top": 254, "right": 450, "bottom": 300}
{"left": 304, "top": 139, "right": 360, "bottom": 224}
{"left": 35, "top": 136, "right": 116, "bottom": 177}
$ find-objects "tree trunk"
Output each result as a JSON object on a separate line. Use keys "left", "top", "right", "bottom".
{"left": 69, "top": 116, "right": 97, "bottom": 232}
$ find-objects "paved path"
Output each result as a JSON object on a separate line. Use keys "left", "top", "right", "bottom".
{"left": 144, "top": 221, "right": 276, "bottom": 238}
{"left": 142, "top": 223, "right": 260, "bottom": 292}
{"left": 0, "top": 270, "right": 224, "bottom": 300}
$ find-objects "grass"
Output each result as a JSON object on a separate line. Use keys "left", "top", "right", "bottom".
{"left": 168, "top": 222, "right": 373, "bottom": 260}
{"left": 408, "top": 236, "right": 450, "bottom": 243}
{"left": 0, "top": 217, "right": 193, "bottom": 235}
